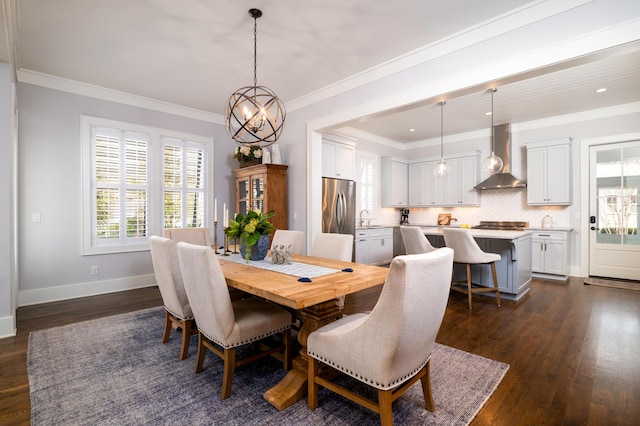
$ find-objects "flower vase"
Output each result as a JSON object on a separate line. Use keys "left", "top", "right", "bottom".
{"left": 239, "top": 234, "right": 270, "bottom": 261}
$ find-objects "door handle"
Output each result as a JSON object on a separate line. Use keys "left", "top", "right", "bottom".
{"left": 590, "top": 226, "right": 600, "bottom": 231}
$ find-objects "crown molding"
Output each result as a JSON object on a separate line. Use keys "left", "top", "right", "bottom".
{"left": 16, "top": 69, "right": 224, "bottom": 124}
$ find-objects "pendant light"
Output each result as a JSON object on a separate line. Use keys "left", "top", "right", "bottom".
{"left": 225, "top": 8, "right": 286, "bottom": 147}
{"left": 482, "top": 88, "right": 503, "bottom": 174}
{"left": 433, "top": 101, "right": 449, "bottom": 177}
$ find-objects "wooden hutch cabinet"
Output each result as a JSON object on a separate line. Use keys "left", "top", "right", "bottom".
{"left": 232, "top": 164, "right": 288, "bottom": 231}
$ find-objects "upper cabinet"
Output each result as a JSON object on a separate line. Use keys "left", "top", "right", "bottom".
{"left": 381, "top": 157, "right": 408, "bottom": 207}
{"left": 322, "top": 139, "right": 355, "bottom": 180}
{"left": 526, "top": 139, "right": 572, "bottom": 205}
{"left": 409, "top": 161, "right": 436, "bottom": 207}
{"left": 443, "top": 154, "right": 480, "bottom": 206}
{"left": 408, "top": 153, "right": 480, "bottom": 207}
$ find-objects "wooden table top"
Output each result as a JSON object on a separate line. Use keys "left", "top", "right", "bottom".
{"left": 217, "top": 253, "right": 388, "bottom": 310}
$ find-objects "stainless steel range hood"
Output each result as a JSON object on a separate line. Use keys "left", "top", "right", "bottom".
{"left": 474, "top": 123, "right": 527, "bottom": 190}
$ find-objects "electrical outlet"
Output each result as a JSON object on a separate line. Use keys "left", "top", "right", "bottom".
{"left": 91, "top": 266, "right": 99, "bottom": 276}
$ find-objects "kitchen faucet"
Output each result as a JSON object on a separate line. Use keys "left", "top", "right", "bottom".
{"left": 359, "top": 209, "right": 369, "bottom": 227}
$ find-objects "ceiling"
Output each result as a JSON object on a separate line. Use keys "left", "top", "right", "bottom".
{"left": 1, "top": 0, "right": 639, "bottom": 144}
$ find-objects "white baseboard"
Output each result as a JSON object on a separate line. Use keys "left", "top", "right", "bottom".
{"left": 18, "top": 274, "right": 157, "bottom": 307}
{"left": 0, "top": 315, "right": 16, "bottom": 338}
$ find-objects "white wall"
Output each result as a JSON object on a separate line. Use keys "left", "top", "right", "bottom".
{"left": 16, "top": 84, "right": 239, "bottom": 306}
{"left": 0, "top": 62, "right": 16, "bottom": 337}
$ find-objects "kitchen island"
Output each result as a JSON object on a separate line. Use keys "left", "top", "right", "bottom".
{"left": 421, "top": 227, "right": 533, "bottom": 301}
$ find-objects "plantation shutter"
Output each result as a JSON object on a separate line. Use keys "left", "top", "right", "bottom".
{"left": 93, "top": 127, "right": 149, "bottom": 244}
{"left": 163, "top": 137, "right": 207, "bottom": 229}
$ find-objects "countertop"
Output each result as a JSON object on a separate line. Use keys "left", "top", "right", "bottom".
{"left": 420, "top": 227, "right": 531, "bottom": 240}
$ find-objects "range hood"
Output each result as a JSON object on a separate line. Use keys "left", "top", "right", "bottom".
{"left": 474, "top": 123, "right": 527, "bottom": 190}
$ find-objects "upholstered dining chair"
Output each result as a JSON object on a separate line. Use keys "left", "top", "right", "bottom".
{"left": 307, "top": 248, "right": 454, "bottom": 426}
{"left": 176, "top": 242, "right": 292, "bottom": 399}
{"left": 310, "top": 233, "right": 353, "bottom": 261}
{"left": 442, "top": 228, "right": 501, "bottom": 309}
{"left": 270, "top": 229, "right": 305, "bottom": 255}
{"left": 164, "top": 227, "right": 211, "bottom": 246}
{"left": 310, "top": 233, "right": 354, "bottom": 310}
{"left": 149, "top": 236, "right": 197, "bottom": 360}
{"left": 400, "top": 225, "right": 437, "bottom": 254}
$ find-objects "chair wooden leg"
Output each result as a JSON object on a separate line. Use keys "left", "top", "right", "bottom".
{"left": 378, "top": 389, "right": 394, "bottom": 426}
{"left": 491, "top": 262, "right": 501, "bottom": 307}
{"left": 195, "top": 333, "right": 206, "bottom": 373}
{"left": 420, "top": 361, "right": 435, "bottom": 412}
{"left": 466, "top": 263, "right": 473, "bottom": 309}
{"left": 307, "top": 356, "right": 319, "bottom": 410}
{"left": 162, "top": 310, "right": 172, "bottom": 344}
{"left": 179, "top": 319, "right": 192, "bottom": 360}
{"left": 221, "top": 348, "right": 236, "bottom": 399}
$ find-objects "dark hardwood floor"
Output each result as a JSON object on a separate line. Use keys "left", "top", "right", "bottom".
{"left": 1, "top": 277, "right": 639, "bottom": 425}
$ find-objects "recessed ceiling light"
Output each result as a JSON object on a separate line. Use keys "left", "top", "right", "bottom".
{"left": 596, "top": 87, "right": 607, "bottom": 93}
{"left": 485, "top": 111, "right": 493, "bottom": 116}
{"left": 408, "top": 128, "right": 416, "bottom": 132}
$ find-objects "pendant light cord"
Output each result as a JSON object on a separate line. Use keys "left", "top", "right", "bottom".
{"left": 490, "top": 88, "right": 495, "bottom": 153}
{"left": 440, "top": 101, "right": 444, "bottom": 159}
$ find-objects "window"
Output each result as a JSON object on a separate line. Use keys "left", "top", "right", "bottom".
{"left": 82, "top": 116, "right": 212, "bottom": 254}
{"left": 357, "top": 153, "right": 378, "bottom": 212}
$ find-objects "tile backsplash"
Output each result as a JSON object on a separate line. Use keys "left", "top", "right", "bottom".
{"left": 376, "top": 188, "right": 572, "bottom": 228}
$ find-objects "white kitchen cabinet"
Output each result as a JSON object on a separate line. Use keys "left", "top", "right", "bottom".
{"left": 531, "top": 230, "right": 569, "bottom": 279}
{"left": 322, "top": 139, "right": 355, "bottom": 180}
{"left": 381, "top": 157, "right": 408, "bottom": 207}
{"left": 409, "top": 161, "right": 435, "bottom": 207}
{"left": 443, "top": 155, "right": 480, "bottom": 206}
{"left": 526, "top": 139, "right": 571, "bottom": 205}
{"left": 354, "top": 227, "right": 393, "bottom": 265}
{"left": 408, "top": 153, "right": 479, "bottom": 207}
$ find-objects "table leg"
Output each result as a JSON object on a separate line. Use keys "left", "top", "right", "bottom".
{"left": 263, "top": 299, "right": 340, "bottom": 410}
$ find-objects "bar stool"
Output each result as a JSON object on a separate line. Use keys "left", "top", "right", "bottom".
{"left": 442, "top": 228, "right": 501, "bottom": 309}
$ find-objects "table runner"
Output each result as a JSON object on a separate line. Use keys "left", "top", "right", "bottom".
{"left": 219, "top": 253, "right": 340, "bottom": 278}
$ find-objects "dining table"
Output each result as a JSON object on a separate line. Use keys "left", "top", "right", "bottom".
{"left": 216, "top": 251, "right": 389, "bottom": 411}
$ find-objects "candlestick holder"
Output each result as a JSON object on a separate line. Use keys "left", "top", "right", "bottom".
{"left": 223, "top": 233, "right": 230, "bottom": 256}
{"left": 233, "top": 238, "right": 239, "bottom": 254}
{"left": 213, "top": 221, "right": 220, "bottom": 254}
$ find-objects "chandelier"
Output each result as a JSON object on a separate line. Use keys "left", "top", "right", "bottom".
{"left": 225, "top": 9, "right": 286, "bottom": 147}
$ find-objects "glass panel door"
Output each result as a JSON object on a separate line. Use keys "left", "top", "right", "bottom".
{"left": 590, "top": 142, "right": 640, "bottom": 279}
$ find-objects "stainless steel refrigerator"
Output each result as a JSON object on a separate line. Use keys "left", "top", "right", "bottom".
{"left": 322, "top": 178, "right": 356, "bottom": 240}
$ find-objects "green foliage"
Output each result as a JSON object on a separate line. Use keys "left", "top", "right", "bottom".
{"left": 224, "top": 210, "right": 275, "bottom": 246}
{"left": 599, "top": 228, "right": 638, "bottom": 235}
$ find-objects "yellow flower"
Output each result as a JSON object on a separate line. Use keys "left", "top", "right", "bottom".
{"left": 244, "top": 220, "right": 257, "bottom": 234}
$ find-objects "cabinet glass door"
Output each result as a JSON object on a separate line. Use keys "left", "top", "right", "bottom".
{"left": 238, "top": 178, "right": 249, "bottom": 215}
{"left": 252, "top": 176, "right": 265, "bottom": 212}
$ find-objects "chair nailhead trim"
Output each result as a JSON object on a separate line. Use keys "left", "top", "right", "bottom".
{"left": 200, "top": 325, "right": 290, "bottom": 349}
{"left": 308, "top": 351, "right": 431, "bottom": 390}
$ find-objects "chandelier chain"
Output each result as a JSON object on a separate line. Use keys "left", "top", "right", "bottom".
{"left": 253, "top": 14, "right": 257, "bottom": 88}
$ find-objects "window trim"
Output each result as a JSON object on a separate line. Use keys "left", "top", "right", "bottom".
{"left": 81, "top": 115, "right": 214, "bottom": 255}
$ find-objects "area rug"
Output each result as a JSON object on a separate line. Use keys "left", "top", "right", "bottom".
{"left": 28, "top": 307, "right": 508, "bottom": 425}
{"left": 584, "top": 276, "right": 640, "bottom": 291}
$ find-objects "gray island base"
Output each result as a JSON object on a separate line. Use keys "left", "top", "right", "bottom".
{"left": 422, "top": 227, "right": 533, "bottom": 302}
